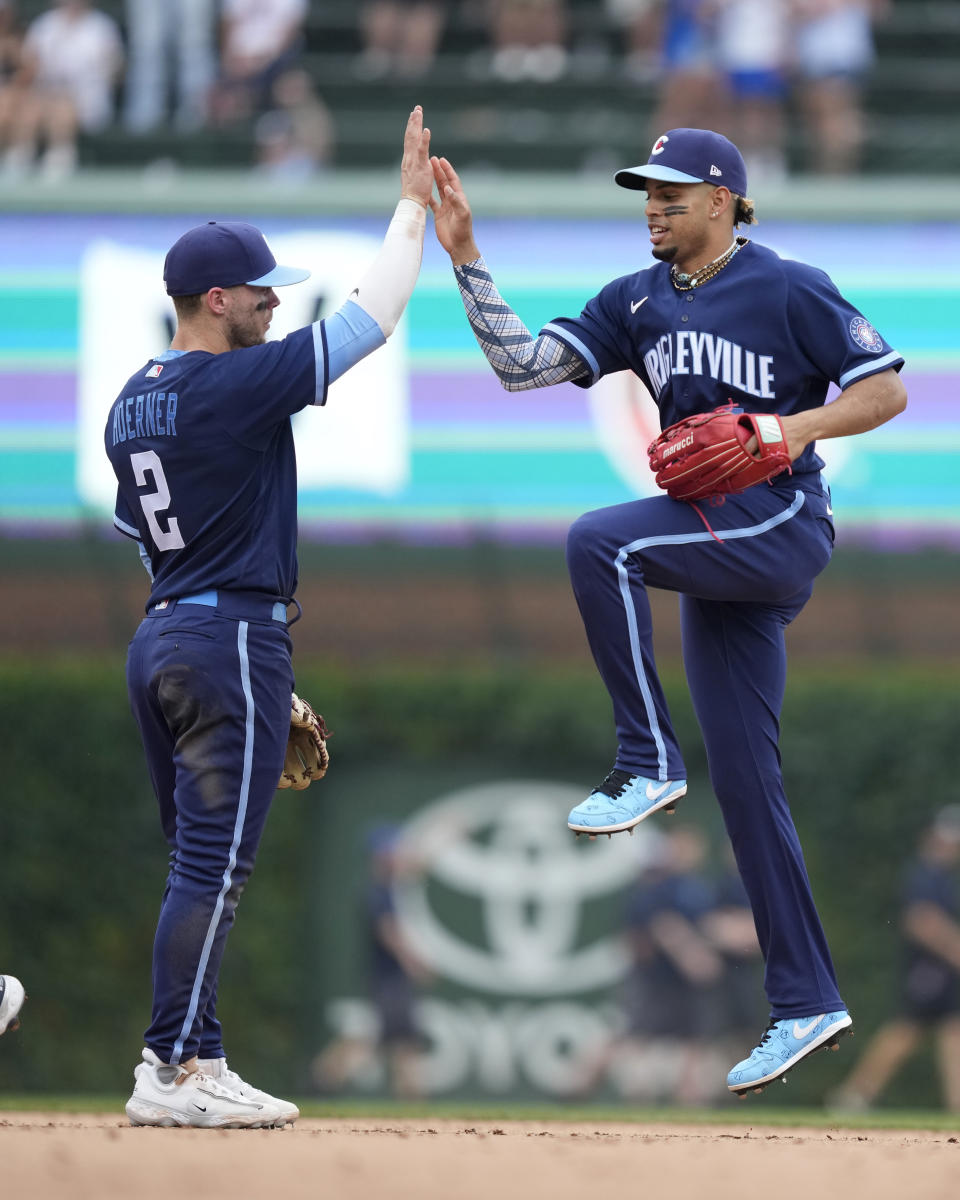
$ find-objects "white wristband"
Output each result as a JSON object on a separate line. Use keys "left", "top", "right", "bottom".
{"left": 350, "top": 198, "right": 427, "bottom": 337}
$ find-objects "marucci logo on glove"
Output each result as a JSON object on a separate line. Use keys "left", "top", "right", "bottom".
{"left": 660, "top": 433, "right": 694, "bottom": 459}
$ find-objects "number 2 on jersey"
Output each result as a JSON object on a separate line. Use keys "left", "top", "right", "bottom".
{"left": 130, "top": 449, "right": 185, "bottom": 551}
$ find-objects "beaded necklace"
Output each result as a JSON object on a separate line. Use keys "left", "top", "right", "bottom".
{"left": 670, "top": 236, "right": 749, "bottom": 291}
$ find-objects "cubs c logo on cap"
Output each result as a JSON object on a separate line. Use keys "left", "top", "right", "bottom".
{"left": 651, "top": 135, "right": 669, "bottom": 155}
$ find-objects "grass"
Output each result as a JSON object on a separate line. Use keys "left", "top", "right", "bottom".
{"left": 1, "top": 1096, "right": 958, "bottom": 1132}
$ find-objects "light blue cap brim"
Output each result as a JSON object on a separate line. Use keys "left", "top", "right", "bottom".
{"left": 246, "top": 263, "right": 311, "bottom": 288}
{"left": 614, "top": 164, "right": 706, "bottom": 190}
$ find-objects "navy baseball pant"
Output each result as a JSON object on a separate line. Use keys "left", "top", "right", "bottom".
{"left": 566, "top": 475, "right": 845, "bottom": 1017}
{"left": 126, "top": 599, "right": 293, "bottom": 1065}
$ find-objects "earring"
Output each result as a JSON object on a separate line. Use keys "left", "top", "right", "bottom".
{"left": 711, "top": 211, "right": 718, "bottom": 217}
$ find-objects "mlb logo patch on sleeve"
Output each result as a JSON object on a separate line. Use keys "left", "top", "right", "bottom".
{"left": 849, "top": 317, "right": 883, "bottom": 353}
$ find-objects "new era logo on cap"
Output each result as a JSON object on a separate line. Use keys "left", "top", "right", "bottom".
{"left": 614, "top": 129, "right": 748, "bottom": 197}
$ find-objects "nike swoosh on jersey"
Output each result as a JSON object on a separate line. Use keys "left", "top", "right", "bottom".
{"left": 792, "top": 1016, "right": 824, "bottom": 1040}
{"left": 630, "top": 297, "right": 648, "bottom": 313}
{"left": 645, "top": 780, "right": 672, "bottom": 801}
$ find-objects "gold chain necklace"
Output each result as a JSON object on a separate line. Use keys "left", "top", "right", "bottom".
{"left": 671, "top": 237, "right": 748, "bottom": 291}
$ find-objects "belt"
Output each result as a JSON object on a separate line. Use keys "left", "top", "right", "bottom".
{"left": 150, "top": 589, "right": 292, "bottom": 624}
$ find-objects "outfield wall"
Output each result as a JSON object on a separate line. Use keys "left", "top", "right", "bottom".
{"left": 1, "top": 180, "right": 958, "bottom": 546}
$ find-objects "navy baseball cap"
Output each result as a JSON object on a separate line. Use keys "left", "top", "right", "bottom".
{"left": 615, "top": 129, "right": 748, "bottom": 197}
{"left": 163, "top": 220, "right": 311, "bottom": 296}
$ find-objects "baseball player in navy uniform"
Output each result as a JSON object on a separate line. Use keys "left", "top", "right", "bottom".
{"left": 430, "top": 128, "right": 907, "bottom": 1095}
{"left": 107, "top": 107, "right": 434, "bottom": 1128}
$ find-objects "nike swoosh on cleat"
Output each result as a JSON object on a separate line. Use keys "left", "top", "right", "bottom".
{"left": 193, "top": 1104, "right": 207, "bottom": 1112}
{"left": 792, "top": 1016, "right": 824, "bottom": 1039}
{"left": 630, "top": 297, "right": 648, "bottom": 313}
{"left": 645, "top": 780, "right": 672, "bottom": 801}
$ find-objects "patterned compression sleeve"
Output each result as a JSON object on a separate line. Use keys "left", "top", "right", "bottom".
{"left": 454, "top": 256, "right": 589, "bottom": 391}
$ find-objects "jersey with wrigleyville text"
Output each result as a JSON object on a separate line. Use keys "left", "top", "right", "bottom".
{"left": 105, "top": 323, "right": 327, "bottom": 609}
{"left": 544, "top": 240, "right": 904, "bottom": 476}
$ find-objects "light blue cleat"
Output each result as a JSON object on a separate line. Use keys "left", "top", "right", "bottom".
{"left": 727, "top": 1010, "right": 854, "bottom": 1096}
{"left": 567, "top": 768, "right": 687, "bottom": 836}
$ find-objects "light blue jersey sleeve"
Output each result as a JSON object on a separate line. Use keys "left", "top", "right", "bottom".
{"left": 113, "top": 487, "right": 154, "bottom": 579}
{"left": 312, "top": 299, "right": 386, "bottom": 400}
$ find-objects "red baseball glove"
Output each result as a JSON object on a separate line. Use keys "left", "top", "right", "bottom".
{"left": 647, "top": 405, "right": 792, "bottom": 502}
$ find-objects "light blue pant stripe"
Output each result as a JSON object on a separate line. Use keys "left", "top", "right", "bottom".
{"left": 171, "top": 620, "right": 255, "bottom": 1064}
{"left": 614, "top": 490, "right": 806, "bottom": 781}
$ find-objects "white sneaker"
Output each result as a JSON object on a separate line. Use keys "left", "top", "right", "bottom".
{"left": 198, "top": 1057, "right": 299, "bottom": 1125}
{"left": 125, "top": 1048, "right": 285, "bottom": 1128}
{"left": 0, "top": 975, "right": 25, "bottom": 1035}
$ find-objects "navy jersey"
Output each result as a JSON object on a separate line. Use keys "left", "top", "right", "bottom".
{"left": 105, "top": 324, "right": 325, "bottom": 608}
{"left": 544, "top": 240, "right": 904, "bottom": 476}
{"left": 624, "top": 867, "right": 716, "bottom": 988}
{"left": 366, "top": 881, "right": 406, "bottom": 983}
{"left": 625, "top": 868, "right": 716, "bottom": 931}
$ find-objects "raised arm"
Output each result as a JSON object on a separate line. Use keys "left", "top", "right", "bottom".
{"left": 321, "top": 107, "right": 432, "bottom": 384}
{"left": 431, "top": 155, "right": 590, "bottom": 392}
{"left": 347, "top": 105, "right": 432, "bottom": 339}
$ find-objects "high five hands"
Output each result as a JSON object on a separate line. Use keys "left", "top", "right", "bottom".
{"left": 430, "top": 155, "right": 480, "bottom": 266}
{"left": 402, "top": 110, "right": 479, "bottom": 266}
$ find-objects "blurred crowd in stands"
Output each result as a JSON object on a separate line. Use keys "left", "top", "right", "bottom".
{"left": 623, "top": 0, "right": 890, "bottom": 181}
{"left": 0, "top": 0, "right": 889, "bottom": 181}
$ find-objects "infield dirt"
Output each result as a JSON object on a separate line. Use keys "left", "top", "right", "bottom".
{"left": 2, "top": 1113, "right": 958, "bottom": 1200}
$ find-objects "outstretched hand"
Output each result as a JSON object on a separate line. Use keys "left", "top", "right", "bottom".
{"left": 430, "top": 155, "right": 480, "bottom": 265}
{"left": 400, "top": 106, "right": 433, "bottom": 210}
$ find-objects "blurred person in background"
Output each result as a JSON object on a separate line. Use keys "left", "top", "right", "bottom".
{"left": 485, "top": 0, "right": 569, "bottom": 83}
{"left": 254, "top": 66, "right": 335, "bottom": 181}
{"left": 603, "top": 0, "right": 659, "bottom": 82}
{"left": 0, "top": 974, "right": 25, "bottom": 1035}
{"left": 574, "top": 825, "right": 726, "bottom": 1104}
{"left": 312, "top": 824, "right": 433, "bottom": 1100}
{"left": 714, "top": 0, "right": 790, "bottom": 182}
{"left": 355, "top": 0, "right": 448, "bottom": 80}
{"left": 3, "top": 0, "right": 123, "bottom": 179}
{"left": 830, "top": 807, "right": 960, "bottom": 1112}
{"left": 211, "top": 0, "right": 308, "bottom": 126}
{"left": 123, "top": 0, "right": 216, "bottom": 133}
{"left": 702, "top": 847, "right": 765, "bottom": 1064}
{"left": 629, "top": 1, "right": 720, "bottom": 134}
{"left": 790, "top": 0, "right": 886, "bottom": 175}
{"left": 0, "top": 0, "right": 25, "bottom": 170}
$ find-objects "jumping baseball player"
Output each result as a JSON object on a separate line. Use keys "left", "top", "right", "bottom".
{"left": 430, "top": 128, "right": 906, "bottom": 1096}
{"left": 106, "top": 107, "right": 434, "bottom": 1129}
